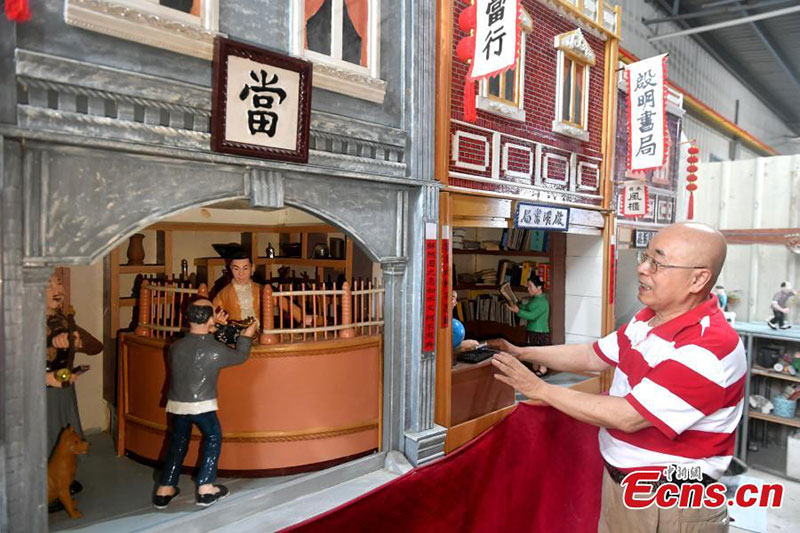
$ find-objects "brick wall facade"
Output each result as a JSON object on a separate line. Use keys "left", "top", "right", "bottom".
{"left": 449, "top": 0, "right": 610, "bottom": 207}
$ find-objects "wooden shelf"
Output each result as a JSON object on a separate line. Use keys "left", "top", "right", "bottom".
{"left": 453, "top": 249, "right": 549, "bottom": 258}
{"left": 195, "top": 257, "right": 346, "bottom": 268}
{"left": 455, "top": 284, "right": 527, "bottom": 291}
{"left": 256, "top": 257, "right": 346, "bottom": 268}
{"left": 749, "top": 411, "right": 800, "bottom": 429}
{"left": 119, "top": 264, "right": 166, "bottom": 274}
{"left": 752, "top": 366, "right": 800, "bottom": 384}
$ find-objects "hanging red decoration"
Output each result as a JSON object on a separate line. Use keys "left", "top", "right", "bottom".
{"left": 685, "top": 144, "right": 700, "bottom": 220}
{"left": 4, "top": 0, "right": 31, "bottom": 22}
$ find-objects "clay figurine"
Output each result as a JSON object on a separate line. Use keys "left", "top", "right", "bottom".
{"left": 47, "top": 426, "right": 89, "bottom": 519}
{"left": 153, "top": 299, "right": 257, "bottom": 509}
{"left": 767, "top": 281, "right": 796, "bottom": 330}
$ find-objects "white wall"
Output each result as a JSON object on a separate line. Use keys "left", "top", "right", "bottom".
{"left": 564, "top": 234, "right": 604, "bottom": 344}
{"left": 614, "top": 248, "right": 642, "bottom": 329}
{"left": 690, "top": 155, "right": 800, "bottom": 323}
{"left": 70, "top": 261, "right": 107, "bottom": 433}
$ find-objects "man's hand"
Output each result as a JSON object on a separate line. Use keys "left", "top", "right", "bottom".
{"left": 505, "top": 303, "right": 520, "bottom": 314}
{"left": 242, "top": 321, "right": 258, "bottom": 338}
{"left": 52, "top": 331, "right": 82, "bottom": 350}
{"left": 214, "top": 307, "right": 229, "bottom": 325}
{"left": 491, "top": 352, "right": 547, "bottom": 401}
{"left": 486, "top": 338, "right": 520, "bottom": 357}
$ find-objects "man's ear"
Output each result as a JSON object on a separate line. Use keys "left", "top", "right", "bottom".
{"left": 690, "top": 269, "right": 712, "bottom": 294}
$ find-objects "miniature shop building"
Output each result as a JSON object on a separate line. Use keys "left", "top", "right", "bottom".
{"left": 0, "top": 1, "right": 440, "bottom": 530}
{"left": 611, "top": 80, "right": 686, "bottom": 327}
{"left": 435, "top": 0, "right": 622, "bottom": 451}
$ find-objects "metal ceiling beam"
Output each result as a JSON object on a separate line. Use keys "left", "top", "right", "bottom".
{"left": 732, "top": 1, "right": 800, "bottom": 109}
{"left": 647, "top": 0, "right": 800, "bottom": 135}
{"left": 649, "top": 5, "right": 800, "bottom": 41}
{"left": 642, "top": 0, "right": 794, "bottom": 25}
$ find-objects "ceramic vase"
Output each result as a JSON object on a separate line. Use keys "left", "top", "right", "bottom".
{"left": 126, "top": 233, "right": 146, "bottom": 265}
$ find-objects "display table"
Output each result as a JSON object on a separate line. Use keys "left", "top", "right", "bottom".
{"left": 117, "top": 333, "right": 382, "bottom": 474}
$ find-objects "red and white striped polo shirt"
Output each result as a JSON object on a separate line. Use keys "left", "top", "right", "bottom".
{"left": 593, "top": 295, "right": 746, "bottom": 479}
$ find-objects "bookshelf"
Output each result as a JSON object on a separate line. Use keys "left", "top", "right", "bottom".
{"left": 452, "top": 226, "right": 565, "bottom": 347}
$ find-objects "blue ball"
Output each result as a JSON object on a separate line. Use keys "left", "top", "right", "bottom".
{"left": 452, "top": 318, "right": 466, "bottom": 348}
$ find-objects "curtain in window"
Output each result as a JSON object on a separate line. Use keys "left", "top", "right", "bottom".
{"left": 343, "top": 0, "right": 369, "bottom": 67}
{"left": 191, "top": 0, "right": 200, "bottom": 16}
{"left": 304, "top": 0, "right": 327, "bottom": 48}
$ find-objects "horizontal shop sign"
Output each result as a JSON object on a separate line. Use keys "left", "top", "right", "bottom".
{"left": 514, "top": 203, "right": 569, "bottom": 232}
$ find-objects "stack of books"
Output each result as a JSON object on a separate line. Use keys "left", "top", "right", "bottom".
{"left": 452, "top": 228, "right": 467, "bottom": 250}
{"left": 476, "top": 268, "right": 497, "bottom": 285}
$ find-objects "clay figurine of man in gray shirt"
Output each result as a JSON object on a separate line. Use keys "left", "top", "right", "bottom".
{"left": 767, "top": 281, "right": 796, "bottom": 330}
{"left": 153, "top": 298, "right": 256, "bottom": 509}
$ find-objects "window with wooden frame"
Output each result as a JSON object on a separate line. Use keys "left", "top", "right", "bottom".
{"left": 552, "top": 29, "right": 595, "bottom": 142}
{"left": 476, "top": 8, "right": 532, "bottom": 122}
{"left": 64, "top": 0, "right": 219, "bottom": 59}
{"left": 293, "top": 0, "right": 386, "bottom": 103}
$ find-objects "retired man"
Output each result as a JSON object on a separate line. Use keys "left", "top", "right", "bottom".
{"left": 490, "top": 222, "right": 746, "bottom": 531}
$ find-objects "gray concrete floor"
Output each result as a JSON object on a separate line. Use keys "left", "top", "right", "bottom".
{"left": 729, "top": 468, "right": 800, "bottom": 533}
{"left": 49, "top": 432, "right": 305, "bottom": 532}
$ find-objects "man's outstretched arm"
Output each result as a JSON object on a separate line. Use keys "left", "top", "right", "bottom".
{"left": 488, "top": 339, "right": 610, "bottom": 373}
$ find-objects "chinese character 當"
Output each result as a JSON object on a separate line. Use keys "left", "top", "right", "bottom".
{"left": 239, "top": 69, "right": 287, "bottom": 137}
{"left": 486, "top": 0, "right": 506, "bottom": 26}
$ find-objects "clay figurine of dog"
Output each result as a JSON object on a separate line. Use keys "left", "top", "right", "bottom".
{"left": 48, "top": 425, "right": 89, "bottom": 519}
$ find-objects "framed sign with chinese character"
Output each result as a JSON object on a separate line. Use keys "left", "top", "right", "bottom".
{"left": 621, "top": 182, "right": 649, "bottom": 218}
{"left": 633, "top": 229, "right": 656, "bottom": 249}
{"left": 515, "top": 203, "right": 569, "bottom": 232}
{"left": 211, "top": 37, "right": 312, "bottom": 163}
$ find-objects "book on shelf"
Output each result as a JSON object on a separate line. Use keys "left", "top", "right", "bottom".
{"left": 499, "top": 282, "right": 520, "bottom": 307}
{"left": 498, "top": 228, "right": 549, "bottom": 252}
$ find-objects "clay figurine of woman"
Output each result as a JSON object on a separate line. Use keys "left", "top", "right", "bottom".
{"left": 505, "top": 274, "right": 550, "bottom": 376}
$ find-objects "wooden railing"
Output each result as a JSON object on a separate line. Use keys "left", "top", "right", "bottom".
{"left": 133, "top": 278, "right": 384, "bottom": 344}
{"left": 260, "top": 279, "right": 385, "bottom": 344}
{"left": 134, "top": 280, "right": 208, "bottom": 339}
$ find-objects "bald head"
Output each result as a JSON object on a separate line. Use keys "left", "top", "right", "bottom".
{"left": 656, "top": 222, "right": 727, "bottom": 289}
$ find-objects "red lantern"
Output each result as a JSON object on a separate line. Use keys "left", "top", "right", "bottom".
{"left": 456, "top": 3, "right": 478, "bottom": 122}
{"left": 5, "top": 0, "right": 31, "bottom": 22}
{"left": 686, "top": 144, "right": 700, "bottom": 220}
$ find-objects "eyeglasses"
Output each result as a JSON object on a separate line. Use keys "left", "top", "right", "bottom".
{"left": 637, "top": 251, "right": 708, "bottom": 274}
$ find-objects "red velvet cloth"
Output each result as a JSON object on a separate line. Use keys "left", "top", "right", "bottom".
{"left": 285, "top": 404, "right": 604, "bottom": 532}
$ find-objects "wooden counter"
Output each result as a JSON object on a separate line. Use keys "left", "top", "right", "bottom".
{"left": 118, "top": 333, "right": 382, "bottom": 474}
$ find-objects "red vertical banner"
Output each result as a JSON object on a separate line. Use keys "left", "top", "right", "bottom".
{"left": 423, "top": 223, "right": 438, "bottom": 352}
{"left": 441, "top": 233, "right": 450, "bottom": 329}
{"left": 608, "top": 242, "right": 616, "bottom": 305}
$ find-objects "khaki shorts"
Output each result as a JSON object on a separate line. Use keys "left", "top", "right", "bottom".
{"left": 598, "top": 468, "right": 729, "bottom": 532}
